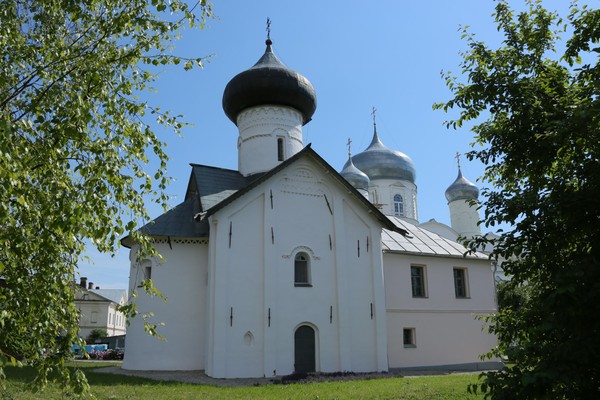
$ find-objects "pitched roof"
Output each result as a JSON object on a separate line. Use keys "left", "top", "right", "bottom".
{"left": 185, "top": 164, "right": 262, "bottom": 210}
{"left": 202, "top": 145, "right": 407, "bottom": 235}
{"left": 123, "top": 145, "right": 408, "bottom": 248}
{"left": 142, "top": 195, "right": 206, "bottom": 237}
{"left": 382, "top": 217, "right": 488, "bottom": 260}
{"left": 121, "top": 195, "right": 207, "bottom": 248}
{"left": 121, "top": 167, "right": 258, "bottom": 247}
{"left": 89, "top": 289, "right": 126, "bottom": 304}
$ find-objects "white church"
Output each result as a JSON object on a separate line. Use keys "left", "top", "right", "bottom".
{"left": 121, "top": 36, "right": 500, "bottom": 378}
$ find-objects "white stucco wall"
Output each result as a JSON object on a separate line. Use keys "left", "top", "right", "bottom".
{"left": 206, "top": 160, "right": 388, "bottom": 378}
{"left": 383, "top": 253, "right": 498, "bottom": 368}
{"left": 237, "top": 105, "right": 304, "bottom": 176}
{"left": 418, "top": 220, "right": 459, "bottom": 242}
{"left": 122, "top": 240, "right": 208, "bottom": 371}
{"left": 122, "top": 160, "right": 498, "bottom": 375}
{"left": 76, "top": 300, "right": 126, "bottom": 339}
{"left": 448, "top": 199, "right": 482, "bottom": 239}
{"left": 368, "top": 179, "right": 418, "bottom": 222}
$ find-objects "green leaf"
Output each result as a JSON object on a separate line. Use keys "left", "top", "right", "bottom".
{"left": 0, "top": 0, "right": 213, "bottom": 393}
{"left": 435, "top": 2, "right": 600, "bottom": 398}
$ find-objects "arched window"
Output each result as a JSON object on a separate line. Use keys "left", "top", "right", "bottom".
{"left": 277, "top": 137, "right": 285, "bottom": 161}
{"left": 294, "top": 253, "right": 311, "bottom": 287}
{"left": 394, "top": 194, "right": 404, "bottom": 217}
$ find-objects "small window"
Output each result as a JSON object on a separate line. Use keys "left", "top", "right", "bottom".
{"left": 91, "top": 311, "right": 98, "bottom": 324}
{"left": 403, "top": 328, "right": 416, "bottom": 348}
{"left": 277, "top": 137, "right": 285, "bottom": 161}
{"left": 394, "top": 194, "right": 404, "bottom": 217}
{"left": 453, "top": 268, "right": 469, "bottom": 298}
{"left": 138, "top": 260, "right": 152, "bottom": 287}
{"left": 411, "top": 265, "right": 427, "bottom": 297}
{"left": 294, "top": 253, "right": 311, "bottom": 287}
{"left": 82, "top": 294, "right": 89, "bottom": 300}
{"left": 244, "top": 331, "right": 254, "bottom": 346}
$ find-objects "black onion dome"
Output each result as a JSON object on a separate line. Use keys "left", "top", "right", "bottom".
{"left": 344, "top": 126, "right": 416, "bottom": 183}
{"left": 222, "top": 39, "right": 317, "bottom": 125}
{"left": 445, "top": 168, "right": 479, "bottom": 202}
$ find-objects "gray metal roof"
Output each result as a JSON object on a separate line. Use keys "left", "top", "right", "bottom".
{"left": 383, "top": 217, "right": 488, "bottom": 260}
{"left": 122, "top": 166, "right": 259, "bottom": 247}
{"left": 346, "top": 125, "right": 416, "bottom": 183}
{"left": 89, "top": 289, "right": 126, "bottom": 304}
{"left": 445, "top": 168, "right": 479, "bottom": 203}
{"left": 123, "top": 147, "right": 408, "bottom": 248}
{"left": 203, "top": 145, "right": 408, "bottom": 236}
{"left": 340, "top": 157, "right": 370, "bottom": 190}
{"left": 186, "top": 164, "right": 260, "bottom": 211}
{"left": 137, "top": 195, "right": 208, "bottom": 238}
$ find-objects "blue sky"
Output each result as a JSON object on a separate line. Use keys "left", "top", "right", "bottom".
{"left": 79, "top": 1, "right": 583, "bottom": 289}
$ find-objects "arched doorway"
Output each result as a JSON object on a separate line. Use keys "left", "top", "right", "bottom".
{"left": 294, "top": 325, "right": 315, "bottom": 373}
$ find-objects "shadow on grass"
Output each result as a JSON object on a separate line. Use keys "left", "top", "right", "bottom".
{"left": 3, "top": 365, "right": 185, "bottom": 388}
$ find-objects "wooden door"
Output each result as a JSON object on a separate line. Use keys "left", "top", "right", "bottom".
{"left": 294, "top": 325, "right": 316, "bottom": 373}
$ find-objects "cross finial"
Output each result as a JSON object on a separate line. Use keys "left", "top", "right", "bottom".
{"left": 455, "top": 151, "right": 461, "bottom": 170}
{"left": 347, "top": 138, "right": 352, "bottom": 159}
{"left": 266, "top": 17, "right": 271, "bottom": 41}
{"left": 371, "top": 106, "right": 377, "bottom": 126}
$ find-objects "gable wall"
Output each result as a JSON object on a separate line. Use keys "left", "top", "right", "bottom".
{"left": 206, "top": 161, "right": 387, "bottom": 378}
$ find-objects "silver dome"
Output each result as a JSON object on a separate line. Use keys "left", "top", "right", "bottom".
{"left": 340, "top": 157, "right": 370, "bottom": 190}
{"left": 344, "top": 126, "right": 416, "bottom": 183}
{"left": 445, "top": 168, "right": 479, "bottom": 202}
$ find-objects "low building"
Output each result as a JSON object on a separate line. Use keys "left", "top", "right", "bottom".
{"left": 74, "top": 277, "right": 127, "bottom": 339}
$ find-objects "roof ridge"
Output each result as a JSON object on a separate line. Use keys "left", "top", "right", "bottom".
{"left": 189, "top": 163, "right": 241, "bottom": 173}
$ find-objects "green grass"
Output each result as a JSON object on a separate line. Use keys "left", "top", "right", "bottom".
{"left": 2, "top": 363, "right": 486, "bottom": 399}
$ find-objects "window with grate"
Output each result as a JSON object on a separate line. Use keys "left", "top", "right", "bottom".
{"left": 411, "top": 265, "right": 427, "bottom": 297}
{"left": 294, "top": 253, "right": 311, "bottom": 287}
{"left": 453, "top": 268, "right": 469, "bottom": 298}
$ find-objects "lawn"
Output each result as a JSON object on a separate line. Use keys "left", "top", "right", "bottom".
{"left": 2, "top": 362, "right": 486, "bottom": 399}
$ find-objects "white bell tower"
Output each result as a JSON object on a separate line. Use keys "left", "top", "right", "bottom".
{"left": 445, "top": 154, "right": 481, "bottom": 239}
{"left": 222, "top": 30, "right": 317, "bottom": 177}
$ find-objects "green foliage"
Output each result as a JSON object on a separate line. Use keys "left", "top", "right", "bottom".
{"left": 495, "top": 280, "right": 529, "bottom": 313}
{"left": 0, "top": 0, "right": 212, "bottom": 394}
{"left": 86, "top": 329, "right": 108, "bottom": 344}
{"left": 436, "top": 1, "right": 600, "bottom": 398}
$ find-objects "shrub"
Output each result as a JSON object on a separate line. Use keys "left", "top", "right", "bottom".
{"left": 88, "top": 349, "right": 124, "bottom": 360}
{"left": 86, "top": 328, "right": 108, "bottom": 344}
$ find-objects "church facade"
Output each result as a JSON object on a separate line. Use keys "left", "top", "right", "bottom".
{"left": 121, "top": 37, "right": 499, "bottom": 378}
